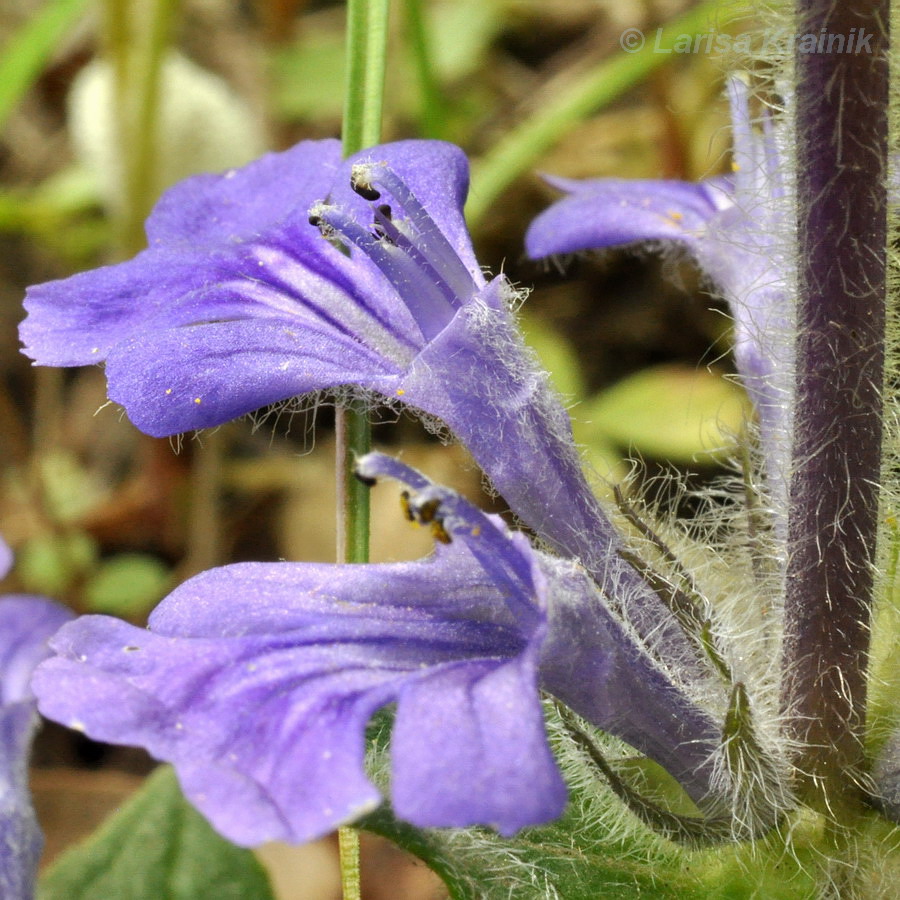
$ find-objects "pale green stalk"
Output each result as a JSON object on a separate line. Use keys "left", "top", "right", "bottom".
{"left": 101, "top": 0, "right": 177, "bottom": 259}
{"left": 336, "top": 1, "right": 390, "bottom": 897}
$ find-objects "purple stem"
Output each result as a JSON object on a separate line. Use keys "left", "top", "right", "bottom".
{"left": 783, "top": 1, "right": 888, "bottom": 811}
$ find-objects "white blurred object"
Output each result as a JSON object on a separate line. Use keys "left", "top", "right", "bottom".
{"left": 68, "top": 51, "right": 265, "bottom": 212}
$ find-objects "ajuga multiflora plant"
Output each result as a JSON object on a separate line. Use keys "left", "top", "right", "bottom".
{"left": 13, "top": 0, "right": 900, "bottom": 898}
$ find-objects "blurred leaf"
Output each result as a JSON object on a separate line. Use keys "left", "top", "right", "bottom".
{"left": 0, "top": 167, "right": 98, "bottom": 229}
{"left": 28, "top": 165, "right": 102, "bottom": 215}
{"left": 579, "top": 364, "right": 751, "bottom": 464}
{"left": 38, "top": 767, "right": 275, "bottom": 900}
{"left": 0, "top": 0, "right": 90, "bottom": 130}
{"left": 270, "top": 27, "right": 346, "bottom": 120}
{"left": 0, "top": 166, "right": 107, "bottom": 262}
{"left": 18, "top": 531, "right": 97, "bottom": 596}
{"left": 577, "top": 429, "right": 627, "bottom": 493}
{"left": 518, "top": 313, "right": 627, "bottom": 493}
{"left": 40, "top": 451, "right": 107, "bottom": 523}
{"left": 84, "top": 553, "right": 171, "bottom": 617}
{"left": 518, "top": 311, "right": 586, "bottom": 402}
{"left": 429, "top": 0, "right": 503, "bottom": 81}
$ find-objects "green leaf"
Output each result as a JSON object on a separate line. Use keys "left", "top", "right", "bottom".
{"left": 0, "top": 0, "right": 90, "bottom": 130}
{"left": 428, "top": 0, "right": 503, "bottom": 81}
{"left": 270, "top": 28, "right": 346, "bottom": 121}
{"left": 518, "top": 312, "right": 586, "bottom": 402}
{"left": 84, "top": 553, "right": 171, "bottom": 617}
{"left": 38, "top": 767, "right": 275, "bottom": 900}
{"left": 18, "top": 531, "right": 97, "bottom": 596}
{"left": 579, "top": 364, "right": 751, "bottom": 464}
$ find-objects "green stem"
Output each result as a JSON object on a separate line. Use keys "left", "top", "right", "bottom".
{"left": 125, "top": 0, "right": 177, "bottom": 254}
{"left": 466, "top": 0, "right": 730, "bottom": 227}
{"left": 101, "top": 0, "right": 178, "bottom": 258}
{"left": 342, "top": 0, "right": 390, "bottom": 155}
{"left": 402, "top": 0, "right": 446, "bottom": 139}
{"left": 336, "top": 1, "right": 390, "bottom": 898}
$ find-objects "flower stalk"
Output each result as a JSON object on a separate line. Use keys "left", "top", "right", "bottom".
{"left": 783, "top": 0, "right": 889, "bottom": 816}
{"left": 337, "top": 0, "right": 390, "bottom": 895}
{"left": 101, "top": 0, "right": 177, "bottom": 258}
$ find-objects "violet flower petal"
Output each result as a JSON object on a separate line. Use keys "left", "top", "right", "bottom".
{"left": 33, "top": 524, "right": 565, "bottom": 845}
{"left": 20, "top": 140, "right": 344, "bottom": 366}
{"left": 103, "top": 317, "right": 405, "bottom": 434}
{"left": 33, "top": 454, "right": 729, "bottom": 842}
{"left": 525, "top": 177, "right": 729, "bottom": 259}
{"left": 0, "top": 583, "right": 74, "bottom": 899}
{"left": 526, "top": 78, "right": 795, "bottom": 523}
{"left": 360, "top": 453, "right": 725, "bottom": 811}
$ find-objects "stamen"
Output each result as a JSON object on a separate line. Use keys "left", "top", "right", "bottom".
{"left": 365, "top": 165, "right": 478, "bottom": 304}
{"left": 309, "top": 202, "right": 458, "bottom": 341}
{"left": 356, "top": 452, "right": 543, "bottom": 629}
{"left": 350, "top": 165, "right": 381, "bottom": 201}
{"left": 370, "top": 204, "right": 465, "bottom": 307}
{"left": 400, "top": 491, "right": 415, "bottom": 521}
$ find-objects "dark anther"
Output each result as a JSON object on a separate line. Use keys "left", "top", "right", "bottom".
{"left": 371, "top": 224, "right": 397, "bottom": 244}
{"left": 308, "top": 213, "right": 323, "bottom": 227}
{"left": 354, "top": 471, "right": 377, "bottom": 487}
{"left": 431, "top": 521, "right": 453, "bottom": 544}
{"left": 400, "top": 491, "right": 415, "bottom": 522}
{"left": 351, "top": 174, "right": 381, "bottom": 201}
{"left": 377, "top": 204, "right": 392, "bottom": 220}
{"left": 417, "top": 498, "right": 441, "bottom": 523}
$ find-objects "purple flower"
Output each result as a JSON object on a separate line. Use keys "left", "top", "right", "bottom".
{"left": 526, "top": 79, "right": 794, "bottom": 512}
{"left": 32, "top": 455, "right": 723, "bottom": 846}
{"left": 0, "top": 539, "right": 73, "bottom": 898}
{"left": 22, "top": 138, "right": 733, "bottom": 840}
{"left": 20, "top": 140, "right": 605, "bottom": 569}
{"left": 21, "top": 138, "right": 713, "bottom": 706}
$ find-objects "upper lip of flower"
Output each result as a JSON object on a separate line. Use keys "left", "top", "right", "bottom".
{"left": 309, "top": 157, "right": 483, "bottom": 340}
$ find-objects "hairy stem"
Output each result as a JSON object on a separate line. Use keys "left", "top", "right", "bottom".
{"left": 783, "top": 0, "right": 889, "bottom": 815}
